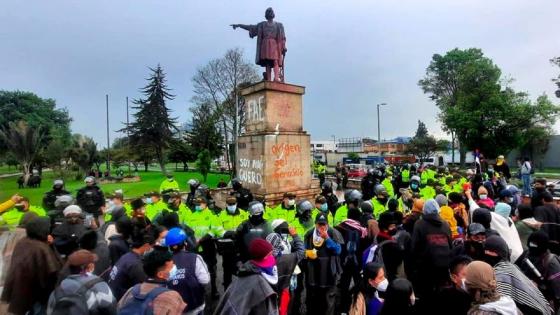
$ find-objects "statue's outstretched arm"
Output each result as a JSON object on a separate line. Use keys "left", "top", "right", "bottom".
{"left": 230, "top": 24, "right": 251, "bottom": 31}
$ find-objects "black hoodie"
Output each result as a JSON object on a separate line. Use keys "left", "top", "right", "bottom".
{"left": 411, "top": 213, "right": 452, "bottom": 269}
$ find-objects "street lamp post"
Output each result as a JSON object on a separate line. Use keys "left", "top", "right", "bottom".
{"left": 377, "top": 103, "right": 387, "bottom": 144}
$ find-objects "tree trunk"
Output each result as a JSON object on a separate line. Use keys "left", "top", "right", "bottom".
{"left": 451, "top": 131, "right": 456, "bottom": 165}
{"left": 144, "top": 161, "right": 149, "bottom": 172}
{"left": 22, "top": 163, "right": 31, "bottom": 186}
{"left": 459, "top": 146, "right": 467, "bottom": 168}
{"left": 222, "top": 119, "right": 232, "bottom": 176}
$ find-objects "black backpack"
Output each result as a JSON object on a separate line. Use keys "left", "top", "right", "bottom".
{"left": 51, "top": 277, "right": 104, "bottom": 315}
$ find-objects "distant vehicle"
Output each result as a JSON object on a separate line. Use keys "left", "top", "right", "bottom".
{"left": 346, "top": 164, "right": 367, "bottom": 178}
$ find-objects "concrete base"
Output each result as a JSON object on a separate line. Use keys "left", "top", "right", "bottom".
{"left": 237, "top": 81, "right": 318, "bottom": 204}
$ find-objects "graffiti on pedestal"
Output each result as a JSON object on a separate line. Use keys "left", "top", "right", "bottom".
{"left": 238, "top": 158, "right": 263, "bottom": 186}
{"left": 246, "top": 95, "right": 265, "bottom": 124}
{"left": 271, "top": 143, "right": 304, "bottom": 180}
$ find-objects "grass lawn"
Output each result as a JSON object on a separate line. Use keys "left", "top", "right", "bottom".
{"left": 0, "top": 170, "right": 230, "bottom": 206}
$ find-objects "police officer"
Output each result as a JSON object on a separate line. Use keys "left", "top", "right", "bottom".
{"left": 189, "top": 197, "right": 221, "bottom": 299}
{"left": 159, "top": 173, "right": 180, "bottom": 195}
{"left": 230, "top": 178, "right": 253, "bottom": 210}
{"left": 76, "top": 176, "right": 105, "bottom": 225}
{"left": 321, "top": 181, "right": 339, "bottom": 216}
{"left": 154, "top": 192, "right": 191, "bottom": 226}
{"left": 292, "top": 200, "right": 315, "bottom": 236}
{"left": 236, "top": 201, "right": 272, "bottom": 262}
{"left": 361, "top": 169, "right": 378, "bottom": 201}
{"left": 272, "top": 192, "right": 297, "bottom": 222}
{"left": 334, "top": 189, "right": 362, "bottom": 226}
{"left": 372, "top": 184, "right": 389, "bottom": 219}
{"left": 42, "top": 179, "right": 70, "bottom": 211}
{"left": 144, "top": 191, "right": 167, "bottom": 221}
{"left": 166, "top": 227, "right": 210, "bottom": 315}
{"left": 216, "top": 196, "right": 247, "bottom": 289}
{"left": 186, "top": 179, "right": 200, "bottom": 209}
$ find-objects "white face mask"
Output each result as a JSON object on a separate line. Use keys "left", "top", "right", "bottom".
{"left": 376, "top": 278, "right": 389, "bottom": 292}
{"left": 479, "top": 194, "right": 488, "bottom": 200}
{"left": 227, "top": 205, "right": 237, "bottom": 213}
{"left": 288, "top": 199, "right": 296, "bottom": 206}
{"left": 168, "top": 265, "right": 178, "bottom": 280}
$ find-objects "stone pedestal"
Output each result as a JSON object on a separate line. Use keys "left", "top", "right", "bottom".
{"left": 237, "top": 81, "right": 320, "bottom": 205}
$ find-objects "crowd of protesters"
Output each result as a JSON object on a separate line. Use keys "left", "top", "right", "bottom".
{"left": 0, "top": 156, "right": 560, "bottom": 315}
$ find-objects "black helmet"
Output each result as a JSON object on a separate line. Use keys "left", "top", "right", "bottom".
{"left": 322, "top": 180, "right": 333, "bottom": 191}
{"left": 344, "top": 189, "right": 363, "bottom": 203}
{"left": 296, "top": 200, "right": 313, "bottom": 215}
{"left": 231, "top": 178, "right": 242, "bottom": 190}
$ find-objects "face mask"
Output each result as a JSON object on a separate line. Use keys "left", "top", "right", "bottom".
{"left": 227, "top": 205, "right": 237, "bottom": 213}
{"left": 145, "top": 198, "right": 153, "bottom": 205}
{"left": 483, "top": 254, "right": 501, "bottom": 267}
{"left": 168, "top": 178, "right": 174, "bottom": 182}
{"left": 411, "top": 183, "right": 419, "bottom": 190}
{"left": 300, "top": 211, "right": 311, "bottom": 221}
{"left": 14, "top": 205, "right": 25, "bottom": 211}
{"left": 479, "top": 194, "right": 488, "bottom": 200}
{"left": 320, "top": 203, "right": 329, "bottom": 212}
{"left": 376, "top": 278, "right": 389, "bottom": 292}
{"left": 288, "top": 199, "right": 296, "bottom": 207}
{"left": 168, "top": 265, "right": 178, "bottom": 280}
{"left": 388, "top": 228, "right": 397, "bottom": 236}
{"left": 195, "top": 205, "right": 202, "bottom": 212}
{"left": 250, "top": 214, "right": 264, "bottom": 225}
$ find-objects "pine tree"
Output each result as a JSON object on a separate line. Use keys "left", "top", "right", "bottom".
{"left": 124, "top": 65, "right": 177, "bottom": 173}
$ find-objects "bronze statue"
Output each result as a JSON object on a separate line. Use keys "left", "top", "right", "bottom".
{"left": 231, "top": 8, "right": 287, "bottom": 82}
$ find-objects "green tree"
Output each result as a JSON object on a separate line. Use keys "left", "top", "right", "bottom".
{"left": 552, "top": 57, "right": 560, "bottom": 98}
{"left": 185, "top": 101, "right": 224, "bottom": 159}
{"left": 192, "top": 48, "right": 259, "bottom": 173}
{"left": 0, "top": 121, "right": 45, "bottom": 184}
{"left": 124, "top": 65, "right": 178, "bottom": 174}
{"left": 419, "top": 48, "right": 560, "bottom": 162}
{"left": 168, "top": 140, "right": 196, "bottom": 171}
{"left": 196, "top": 149, "right": 212, "bottom": 182}
{"left": 406, "top": 120, "right": 449, "bottom": 164}
{"left": 419, "top": 48, "right": 500, "bottom": 164}
{"left": 69, "top": 134, "right": 99, "bottom": 177}
{"left": 0, "top": 91, "right": 72, "bottom": 171}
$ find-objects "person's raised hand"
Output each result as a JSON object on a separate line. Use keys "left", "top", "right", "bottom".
{"left": 10, "top": 194, "right": 22, "bottom": 203}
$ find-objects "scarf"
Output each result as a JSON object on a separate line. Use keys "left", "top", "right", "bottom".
{"left": 494, "top": 261, "right": 552, "bottom": 315}
{"left": 342, "top": 219, "right": 368, "bottom": 238}
{"left": 312, "top": 228, "right": 325, "bottom": 247}
{"left": 252, "top": 255, "right": 278, "bottom": 285}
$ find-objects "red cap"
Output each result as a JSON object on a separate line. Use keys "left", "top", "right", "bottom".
{"left": 248, "top": 238, "right": 273, "bottom": 261}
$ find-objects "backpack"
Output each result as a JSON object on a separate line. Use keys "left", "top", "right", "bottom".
{"left": 362, "top": 240, "right": 395, "bottom": 269}
{"left": 51, "top": 277, "right": 104, "bottom": 315}
{"left": 117, "top": 284, "right": 169, "bottom": 315}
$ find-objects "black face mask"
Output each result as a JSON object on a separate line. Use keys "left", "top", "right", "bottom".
{"left": 300, "top": 211, "right": 311, "bottom": 221}
{"left": 377, "top": 197, "right": 388, "bottom": 205}
{"left": 14, "top": 205, "right": 25, "bottom": 211}
{"left": 528, "top": 246, "right": 547, "bottom": 257}
{"left": 388, "top": 228, "right": 397, "bottom": 236}
{"left": 483, "top": 254, "right": 502, "bottom": 267}
{"left": 466, "top": 240, "right": 485, "bottom": 259}
{"left": 536, "top": 187, "right": 546, "bottom": 193}
{"left": 249, "top": 214, "right": 264, "bottom": 225}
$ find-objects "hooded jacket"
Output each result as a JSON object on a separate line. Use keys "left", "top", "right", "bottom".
{"left": 411, "top": 213, "right": 452, "bottom": 269}
{"left": 214, "top": 261, "right": 278, "bottom": 315}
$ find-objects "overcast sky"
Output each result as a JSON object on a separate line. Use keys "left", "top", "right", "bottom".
{"left": 1, "top": 0, "right": 558, "bottom": 148}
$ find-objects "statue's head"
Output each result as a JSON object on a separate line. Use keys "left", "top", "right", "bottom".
{"left": 265, "top": 7, "right": 275, "bottom": 20}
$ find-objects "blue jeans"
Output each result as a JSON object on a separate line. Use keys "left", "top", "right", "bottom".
{"left": 522, "top": 174, "right": 532, "bottom": 195}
